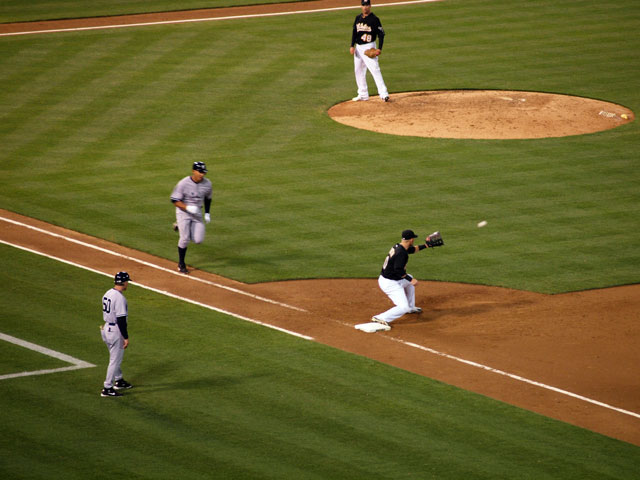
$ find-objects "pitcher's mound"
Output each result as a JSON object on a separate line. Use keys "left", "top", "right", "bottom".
{"left": 329, "top": 90, "right": 634, "bottom": 139}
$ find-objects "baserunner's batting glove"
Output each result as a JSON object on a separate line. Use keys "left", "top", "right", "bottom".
{"left": 204, "top": 213, "right": 211, "bottom": 224}
{"left": 186, "top": 205, "right": 199, "bottom": 214}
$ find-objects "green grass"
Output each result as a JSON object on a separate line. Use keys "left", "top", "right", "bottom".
{"left": 0, "top": 0, "right": 306, "bottom": 23}
{"left": 0, "top": 1, "right": 638, "bottom": 292}
{"left": 1, "top": 244, "right": 638, "bottom": 479}
{"left": 1, "top": 3, "right": 639, "bottom": 478}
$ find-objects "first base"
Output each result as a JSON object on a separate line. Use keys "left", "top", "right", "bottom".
{"left": 355, "top": 322, "right": 391, "bottom": 333}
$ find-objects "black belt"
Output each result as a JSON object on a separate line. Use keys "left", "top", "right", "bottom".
{"left": 108, "top": 323, "right": 116, "bottom": 326}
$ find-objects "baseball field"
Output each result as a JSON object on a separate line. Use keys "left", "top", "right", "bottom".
{"left": 1, "top": 0, "right": 639, "bottom": 478}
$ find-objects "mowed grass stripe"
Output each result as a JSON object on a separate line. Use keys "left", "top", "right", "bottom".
{"left": 1, "top": 33, "right": 182, "bottom": 160}
{"left": 0, "top": 0, "right": 305, "bottom": 23}
{"left": 0, "top": 2, "right": 638, "bottom": 291}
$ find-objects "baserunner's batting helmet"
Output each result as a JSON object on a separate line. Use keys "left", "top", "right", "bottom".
{"left": 114, "top": 272, "right": 130, "bottom": 284}
{"left": 192, "top": 161, "right": 208, "bottom": 173}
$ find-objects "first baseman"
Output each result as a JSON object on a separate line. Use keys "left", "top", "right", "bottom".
{"left": 101, "top": 271, "right": 133, "bottom": 397}
{"left": 171, "top": 161, "right": 213, "bottom": 274}
{"left": 350, "top": 0, "right": 389, "bottom": 102}
{"left": 372, "top": 229, "right": 443, "bottom": 327}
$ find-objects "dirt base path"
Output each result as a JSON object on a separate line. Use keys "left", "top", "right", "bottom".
{"left": 2, "top": 209, "right": 639, "bottom": 445}
{"left": 0, "top": 0, "right": 423, "bottom": 35}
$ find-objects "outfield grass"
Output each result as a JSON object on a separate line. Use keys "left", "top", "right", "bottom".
{"left": 0, "top": 0, "right": 305, "bottom": 23}
{"left": 1, "top": 244, "right": 638, "bottom": 479}
{"left": 1, "top": 0, "right": 638, "bottom": 293}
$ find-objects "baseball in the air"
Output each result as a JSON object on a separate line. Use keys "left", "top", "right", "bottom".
{"left": 477, "top": 220, "right": 487, "bottom": 228}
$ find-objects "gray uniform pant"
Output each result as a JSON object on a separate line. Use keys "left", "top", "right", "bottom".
{"left": 101, "top": 324, "right": 124, "bottom": 388}
{"left": 176, "top": 209, "right": 205, "bottom": 249}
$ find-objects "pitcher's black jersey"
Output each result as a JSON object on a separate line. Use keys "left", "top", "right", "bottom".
{"left": 351, "top": 13, "right": 385, "bottom": 49}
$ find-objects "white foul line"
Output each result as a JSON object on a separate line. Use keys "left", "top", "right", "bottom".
{"left": 388, "top": 337, "right": 640, "bottom": 420}
{"left": 0, "top": 217, "right": 306, "bottom": 312}
{"left": 0, "top": 332, "right": 95, "bottom": 381}
{"left": 0, "top": 239, "right": 313, "bottom": 342}
{"left": 0, "top": 0, "right": 441, "bottom": 37}
{"left": 2, "top": 218, "right": 636, "bottom": 420}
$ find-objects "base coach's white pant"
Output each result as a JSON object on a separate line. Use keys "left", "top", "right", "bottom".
{"left": 376, "top": 275, "right": 416, "bottom": 323}
{"left": 354, "top": 42, "right": 389, "bottom": 100}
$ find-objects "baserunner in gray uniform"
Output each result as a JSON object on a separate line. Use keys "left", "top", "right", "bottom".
{"left": 171, "top": 161, "right": 213, "bottom": 274}
{"left": 100, "top": 271, "right": 133, "bottom": 397}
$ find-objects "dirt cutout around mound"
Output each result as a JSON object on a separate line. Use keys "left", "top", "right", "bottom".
{"left": 330, "top": 90, "right": 634, "bottom": 139}
{"left": 2, "top": 210, "right": 639, "bottom": 446}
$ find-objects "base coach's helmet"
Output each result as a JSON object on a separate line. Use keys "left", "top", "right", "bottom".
{"left": 114, "top": 272, "right": 130, "bottom": 285}
{"left": 192, "top": 161, "right": 208, "bottom": 173}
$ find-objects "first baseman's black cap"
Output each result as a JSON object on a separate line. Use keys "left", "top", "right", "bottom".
{"left": 192, "top": 161, "right": 208, "bottom": 173}
{"left": 114, "top": 272, "right": 130, "bottom": 284}
{"left": 361, "top": 0, "right": 371, "bottom": 5}
{"left": 402, "top": 229, "right": 418, "bottom": 240}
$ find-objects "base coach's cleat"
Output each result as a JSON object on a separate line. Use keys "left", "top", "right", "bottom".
{"left": 114, "top": 379, "right": 133, "bottom": 390}
{"left": 101, "top": 387, "right": 123, "bottom": 397}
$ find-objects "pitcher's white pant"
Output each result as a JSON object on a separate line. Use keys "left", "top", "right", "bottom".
{"left": 376, "top": 275, "right": 416, "bottom": 323}
{"left": 101, "top": 323, "right": 125, "bottom": 389}
{"left": 354, "top": 42, "right": 389, "bottom": 100}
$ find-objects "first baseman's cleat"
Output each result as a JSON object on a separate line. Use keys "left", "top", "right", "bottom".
{"left": 178, "top": 263, "right": 189, "bottom": 274}
{"left": 383, "top": 96, "right": 390, "bottom": 102}
{"left": 371, "top": 316, "right": 389, "bottom": 326}
{"left": 114, "top": 379, "right": 133, "bottom": 390}
{"left": 352, "top": 96, "right": 369, "bottom": 102}
{"left": 409, "top": 307, "right": 423, "bottom": 314}
{"left": 172, "top": 222, "right": 178, "bottom": 232}
{"left": 101, "top": 387, "right": 123, "bottom": 397}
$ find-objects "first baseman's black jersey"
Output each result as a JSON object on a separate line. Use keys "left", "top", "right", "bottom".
{"left": 351, "top": 13, "right": 385, "bottom": 49}
{"left": 381, "top": 243, "right": 416, "bottom": 280}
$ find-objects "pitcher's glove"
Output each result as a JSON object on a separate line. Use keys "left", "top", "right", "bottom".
{"left": 426, "top": 231, "right": 444, "bottom": 248}
{"left": 364, "top": 48, "right": 379, "bottom": 58}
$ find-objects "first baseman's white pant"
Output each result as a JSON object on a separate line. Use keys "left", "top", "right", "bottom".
{"left": 176, "top": 209, "right": 205, "bottom": 249}
{"left": 354, "top": 42, "right": 389, "bottom": 100}
{"left": 101, "top": 324, "right": 125, "bottom": 389}
{"left": 376, "top": 275, "right": 416, "bottom": 323}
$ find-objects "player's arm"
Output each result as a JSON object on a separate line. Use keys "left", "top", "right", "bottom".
{"left": 377, "top": 20, "right": 385, "bottom": 51}
{"left": 172, "top": 198, "right": 199, "bottom": 214}
{"left": 203, "top": 197, "right": 212, "bottom": 224}
{"left": 116, "top": 315, "right": 129, "bottom": 348}
{"left": 172, "top": 199, "right": 188, "bottom": 211}
{"left": 408, "top": 242, "right": 431, "bottom": 255}
{"left": 170, "top": 182, "right": 188, "bottom": 211}
{"left": 350, "top": 17, "right": 358, "bottom": 53}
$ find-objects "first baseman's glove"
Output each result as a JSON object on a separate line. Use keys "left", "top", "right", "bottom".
{"left": 426, "top": 231, "right": 444, "bottom": 248}
{"left": 364, "top": 48, "right": 379, "bottom": 58}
